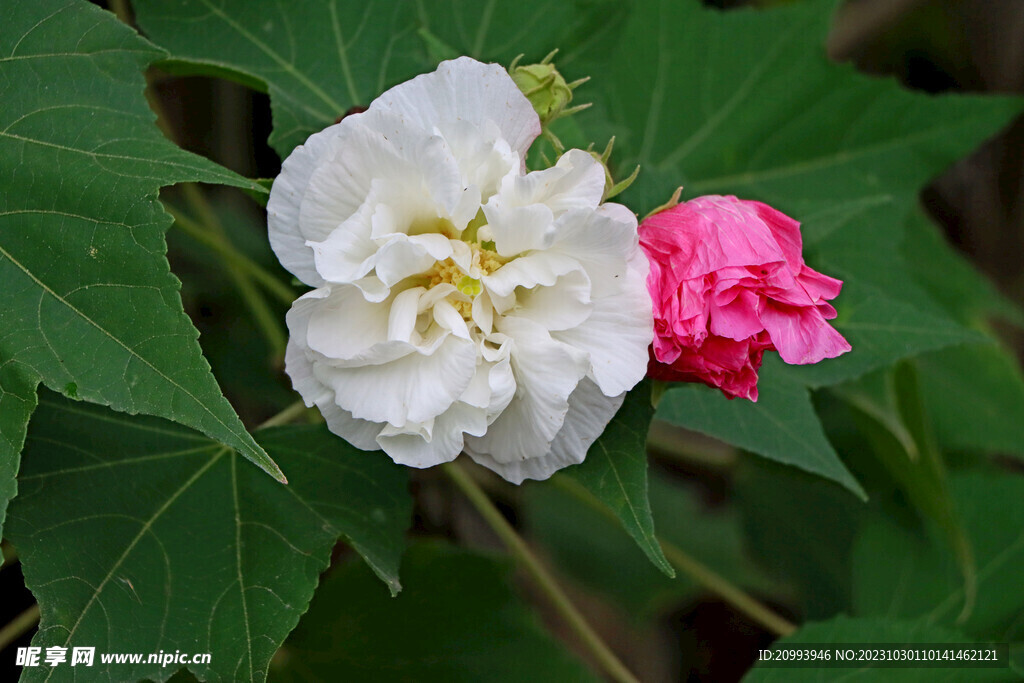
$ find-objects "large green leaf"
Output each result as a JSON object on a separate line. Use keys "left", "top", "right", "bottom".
{"left": 269, "top": 542, "right": 597, "bottom": 682}
{"left": 902, "top": 211, "right": 1024, "bottom": 328}
{"left": 0, "top": 0, "right": 284, "bottom": 531}
{"left": 598, "top": 0, "right": 1021, "bottom": 218}
{"left": 734, "top": 456, "right": 865, "bottom": 619}
{"left": 131, "top": 0, "right": 627, "bottom": 158}
{"left": 132, "top": 0, "right": 424, "bottom": 157}
{"left": 6, "top": 393, "right": 411, "bottom": 683}
{"left": 743, "top": 615, "right": 1010, "bottom": 682}
{"left": 831, "top": 364, "right": 977, "bottom": 615}
{"left": 558, "top": 382, "right": 673, "bottom": 576}
{"left": 657, "top": 357, "right": 864, "bottom": 498}
{"left": 852, "top": 472, "right": 1024, "bottom": 640}
{"left": 0, "top": 363, "right": 34, "bottom": 539}
{"left": 918, "top": 344, "right": 1024, "bottom": 460}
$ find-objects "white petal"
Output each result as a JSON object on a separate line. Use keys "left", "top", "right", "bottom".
{"left": 468, "top": 379, "right": 623, "bottom": 483}
{"left": 284, "top": 337, "right": 382, "bottom": 450}
{"left": 482, "top": 250, "right": 579, "bottom": 300}
{"left": 549, "top": 205, "right": 638, "bottom": 298}
{"left": 267, "top": 124, "right": 345, "bottom": 286}
{"left": 464, "top": 317, "right": 587, "bottom": 466}
{"left": 553, "top": 249, "right": 653, "bottom": 395}
{"left": 499, "top": 149, "right": 606, "bottom": 213}
{"left": 484, "top": 353, "right": 516, "bottom": 420}
{"left": 302, "top": 285, "right": 390, "bottom": 361}
{"left": 321, "top": 334, "right": 478, "bottom": 426}
{"left": 387, "top": 286, "right": 424, "bottom": 343}
{"left": 377, "top": 402, "right": 487, "bottom": 468}
{"left": 298, "top": 125, "right": 397, "bottom": 241}
{"left": 368, "top": 57, "right": 541, "bottom": 160}
{"left": 510, "top": 267, "right": 593, "bottom": 332}
{"left": 471, "top": 289, "right": 494, "bottom": 335}
{"left": 440, "top": 119, "right": 520, "bottom": 199}
{"left": 482, "top": 203, "right": 555, "bottom": 257}
{"left": 308, "top": 210, "right": 377, "bottom": 284}
{"left": 432, "top": 299, "right": 472, "bottom": 340}
{"left": 374, "top": 233, "right": 453, "bottom": 287}
{"left": 481, "top": 151, "right": 607, "bottom": 257}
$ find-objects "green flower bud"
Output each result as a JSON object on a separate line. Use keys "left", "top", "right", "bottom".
{"left": 509, "top": 52, "right": 575, "bottom": 126}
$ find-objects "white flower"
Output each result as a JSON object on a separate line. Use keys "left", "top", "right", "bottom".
{"left": 268, "top": 57, "right": 652, "bottom": 483}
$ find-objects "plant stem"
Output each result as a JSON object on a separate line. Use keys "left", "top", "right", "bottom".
{"left": 108, "top": 0, "right": 133, "bottom": 25}
{"left": 257, "top": 401, "right": 311, "bottom": 429}
{"left": 167, "top": 206, "right": 295, "bottom": 306}
{"left": 442, "top": 461, "right": 640, "bottom": 683}
{"left": 554, "top": 476, "right": 797, "bottom": 638}
{"left": 660, "top": 541, "right": 796, "bottom": 637}
{"left": 0, "top": 542, "right": 16, "bottom": 570}
{"left": 0, "top": 604, "right": 40, "bottom": 653}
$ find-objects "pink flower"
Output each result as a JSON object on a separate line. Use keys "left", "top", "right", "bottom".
{"left": 638, "top": 195, "right": 851, "bottom": 400}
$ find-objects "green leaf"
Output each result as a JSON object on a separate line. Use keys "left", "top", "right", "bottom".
{"left": 743, "top": 615, "right": 1009, "bottom": 682}
{"left": 917, "top": 343, "right": 1024, "bottom": 459}
{"left": 132, "top": 0, "right": 427, "bottom": 157}
{"left": 0, "top": 362, "right": 35, "bottom": 538}
{"left": 735, "top": 456, "right": 864, "bottom": 619}
{"left": 902, "top": 211, "right": 1024, "bottom": 327}
{"left": 852, "top": 472, "right": 1024, "bottom": 639}
{"left": 415, "top": 0, "right": 630, "bottom": 69}
{"left": 525, "top": 471, "right": 780, "bottom": 618}
{"left": 657, "top": 357, "right": 865, "bottom": 498}
{"left": 0, "top": 0, "right": 284, "bottom": 495}
{"left": 131, "top": 0, "right": 629, "bottom": 158}
{"left": 269, "top": 541, "right": 597, "bottom": 683}
{"left": 832, "top": 364, "right": 977, "bottom": 618}
{"left": 598, "top": 0, "right": 1022, "bottom": 218}
{"left": 6, "top": 393, "right": 411, "bottom": 683}
{"left": 559, "top": 382, "right": 673, "bottom": 576}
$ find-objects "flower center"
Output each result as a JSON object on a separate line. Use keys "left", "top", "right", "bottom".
{"left": 425, "top": 242, "right": 507, "bottom": 318}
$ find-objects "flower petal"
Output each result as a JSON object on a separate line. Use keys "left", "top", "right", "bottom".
{"left": 301, "top": 285, "right": 390, "bottom": 361}
{"left": 369, "top": 56, "right": 541, "bottom": 160}
{"left": 760, "top": 302, "right": 851, "bottom": 365}
{"left": 267, "top": 125, "right": 345, "bottom": 286}
{"left": 377, "top": 402, "right": 487, "bottom": 468}
{"left": 510, "top": 267, "right": 593, "bottom": 332}
{"left": 284, "top": 337, "right": 383, "bottom": 450}
{"left": 322, "top": 334, "right": 478, "bottom": 426}
{"left": 549, "top": 205, "right": 638, "bottom": 298}
{"left": 483, "top": 150, "right": 606, "bottom": 256}
{"left": 465, "top": 317, "right": 588, "bottom": 466}
{"left": 468, "top": 379, "right": 623, "bottom": 483}
{"left": 553, "top": 250, "right": 653, "bottom": 395}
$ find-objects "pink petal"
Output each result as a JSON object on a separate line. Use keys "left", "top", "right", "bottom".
{"left": 760, "top": 302, "right": 851, "bottom": 365}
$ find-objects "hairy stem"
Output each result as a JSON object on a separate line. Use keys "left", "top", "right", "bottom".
{"left": 443, "top": 461, "right": 640, "bottom": 683}
{"left": 0, "top": 604, "right": 40, "bottom": 653}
